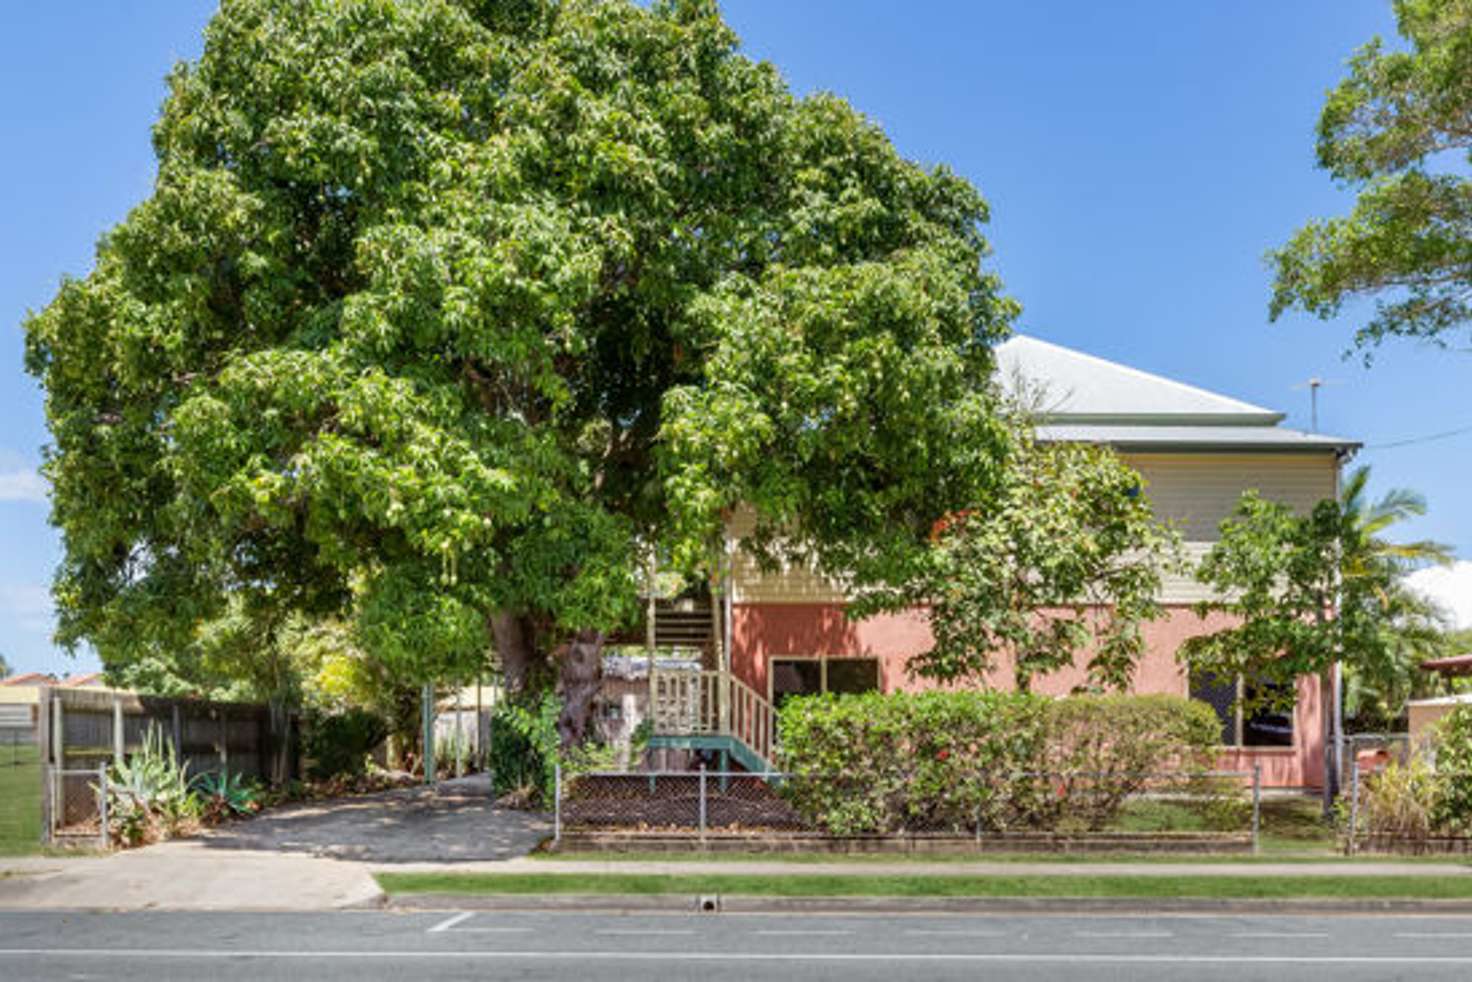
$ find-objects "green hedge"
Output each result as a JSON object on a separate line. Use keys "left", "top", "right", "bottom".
{"left": 777, "top": 691, "right": 1221, "bottom": 835}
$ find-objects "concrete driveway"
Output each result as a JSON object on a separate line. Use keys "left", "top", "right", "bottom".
{"left": 0, "top": 774, "right": 550, "bottom": 911}
{"left": 201, "top": 774, "right": 551, "bottom": 863}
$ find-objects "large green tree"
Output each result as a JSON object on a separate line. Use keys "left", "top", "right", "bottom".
{"left": 24, "top": 0, "right": 1015, "bottom": 744}
{"left": 1270, "top": 0, "right": 1472, "bottom": 355}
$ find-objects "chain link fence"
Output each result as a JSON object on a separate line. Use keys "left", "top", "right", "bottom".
{"left": 555, "top": 766, "right": 1261, "bottom": 848}
{"left": 49, "top": 767, "right": 110, "bottom": 850}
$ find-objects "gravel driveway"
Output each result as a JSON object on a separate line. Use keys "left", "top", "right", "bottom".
{"left": 200, "top": 774, "right": 551, "bottom": 863}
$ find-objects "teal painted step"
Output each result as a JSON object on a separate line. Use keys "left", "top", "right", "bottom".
{"left": 647, "top": 733, "right": 772, "bottom": 775}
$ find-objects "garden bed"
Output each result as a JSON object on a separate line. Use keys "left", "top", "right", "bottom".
{"left": 1350, "top": 835, "right": 1472, "bottom": 856}
{"left": 552, "top": 829, "right": 1253, "bottom": 854}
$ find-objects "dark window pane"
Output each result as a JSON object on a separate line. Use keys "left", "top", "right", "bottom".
{"left": 1244, "top": 678, "right": 1294, "bottom": 747}
{"left": 1189, "top": 669, "right": 1237, "bottom": 746}
{"left": 825, "top": 658, "right": 880, "bottom": 696}
{"left": 771, "top": 659, "right": 822, "bottom": 709}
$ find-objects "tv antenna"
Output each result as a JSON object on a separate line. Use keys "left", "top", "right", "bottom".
{"left": 1292, "top": 377, "right": 1342, "bottom": 433}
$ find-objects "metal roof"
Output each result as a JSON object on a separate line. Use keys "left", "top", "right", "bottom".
{"left": 997, "top": 335, "right": 1359, "bottom": 453}
{"left": 1420, "top": 653, "right": 1472, "bottom": 677}
{"left": 1034, "top": 424, "right": 1360, "bottom": 452}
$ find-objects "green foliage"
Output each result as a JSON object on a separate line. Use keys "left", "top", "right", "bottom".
{"left": 302, "top": 707, "right": 388, "bottom": 780}
{"left": 863, "top": 436, "right": 1180, "bottom": 692}
{"left": 1269, "top": 0, "right": 1472, "bottom": 355}
{"left": 1347, "top": 708, "right": 1472, "bottom": 842}
{"left": 1431, "top": 705, "right": 1472, "bottom": 832}
{"left": 1183, "top": 466, "right": 1451, "bottom": 724}
{"left": 104, "top": 725, "right": 198, "bottom": 846}
{"left": 776, "top": 691, "right": 1220, "bottom": 835}
{"left": 489, "top": 692, "right": 562, "bottom": 804}
{"left": 1357, "top": 758, "right": 1443, "bottom": 841}
{"left": 190, "top": 770, "right": 263, "bottom": 822}
{"left": 24, "top": 0, "right": 1015, "bottom": 707}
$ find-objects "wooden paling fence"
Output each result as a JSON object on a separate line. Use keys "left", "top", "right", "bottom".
{"left": 39, "top": 686, "right": 295, "bottom": 841}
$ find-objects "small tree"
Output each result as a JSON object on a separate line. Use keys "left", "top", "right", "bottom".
{"left": 1181, "top": 467, "right": 1451, "bottom": 807}
{"left": 864, "top": 436, "right": 1181, "bottom": 692}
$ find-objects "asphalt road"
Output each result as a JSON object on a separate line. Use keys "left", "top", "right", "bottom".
{"left": 5, "top": 908, "right": 1472, "bottom": 980}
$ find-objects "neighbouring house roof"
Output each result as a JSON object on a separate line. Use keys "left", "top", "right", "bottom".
{"left": 58, "top": 673, "right": 105, "bottom": 688}
{"left": 1406, "top": 693, "right": 1472, "bottom": 707}
{"left": 0, "top": 672, "right": 55, "bottom": 687}
{"left": 602, "top": 653, "right": 702, "bottom": 680}
{"left": 996, "top": 335, "right": 1359, "bottom": 453}
{"left": 1420, "top": 653, "right": 1472, "bottom": 677}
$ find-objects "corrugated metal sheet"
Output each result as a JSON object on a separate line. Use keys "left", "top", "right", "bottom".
{"left": 1037, "top": 424, "right": 1356, "bottom": 451}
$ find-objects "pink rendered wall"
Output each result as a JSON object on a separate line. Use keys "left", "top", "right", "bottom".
{"left": 732, "top": 603, "right": 1325, "bottom": 789}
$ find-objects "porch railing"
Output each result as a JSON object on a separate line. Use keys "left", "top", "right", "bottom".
{"left": 649, "top": 668, "right": 776, "bottom": 765}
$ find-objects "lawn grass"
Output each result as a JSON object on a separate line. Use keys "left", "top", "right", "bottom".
{"left": 0, "top": 744, "right": 43, "bottom": 854}
{"left": 376, "top": 871, "right": 1472, "bottom": 900}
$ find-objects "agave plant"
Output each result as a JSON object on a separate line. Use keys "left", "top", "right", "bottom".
{"left": 190, "top": 769, "right": 262, "bottom": 822}
{"left": 104, "top": 724, "right": 197, "bottom": 844}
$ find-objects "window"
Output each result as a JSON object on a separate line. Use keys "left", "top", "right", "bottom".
{"left": 770, "top": 657, "right": 880, "bottom": 708}
{"left": 1188, "top": 670, "right": 1295, "bottom": 748}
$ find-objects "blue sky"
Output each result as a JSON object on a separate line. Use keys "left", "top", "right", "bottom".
{"left": 2, "top": 1, "right": 1469, "bottom": 676}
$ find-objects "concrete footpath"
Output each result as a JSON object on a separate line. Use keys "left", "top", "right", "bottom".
{"left": 0, "top": 842, "right": 382, "bottom": 911}
{"left": 7, "top": 848, "right": 1472, "bottom": 914}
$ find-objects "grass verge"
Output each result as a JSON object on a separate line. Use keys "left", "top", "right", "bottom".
{"left": 376, "top": 872, "right": 1472, "bottom": 901}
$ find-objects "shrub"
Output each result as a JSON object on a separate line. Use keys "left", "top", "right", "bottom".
{"left": 190, "top": 770, "right": 262, "bottom": 823}
{"left": 776, "top": 691, "right": 1221, "bottom": 835}
{"left": 104, "top": 724, "right": 198, "bottom": 846}
{"left": 1432, "top": 705, "right": 1472, "bottom": 834}
{"left": 1035, "top": 695, "right": 1221, "bottom": 830}
{"left": 1359, "top": 758, "right": 1441, "bottom": 842}
{"left": 489, "top": 692, "right": 561, "bottom": 805}
{"left": 303, "top": 708, "right": 387, "bottom": 780}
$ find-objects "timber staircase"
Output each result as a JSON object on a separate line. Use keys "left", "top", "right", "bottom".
{"left": 646, "top": 668, "right": 777, "bottom": 774}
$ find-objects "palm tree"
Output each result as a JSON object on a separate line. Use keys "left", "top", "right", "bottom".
{"left": 1337, "top": 465, "right": 1456, "bottom": 731}
{"left": 1338, "top": 466, "right": 1452, "bottom": 574}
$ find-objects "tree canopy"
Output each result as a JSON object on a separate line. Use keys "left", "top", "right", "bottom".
{"left": 23, "top": 0, "right": 1016, "bottom": 739}
{"left": 1269, "top": 0, "right": 1472, "bottom": 355}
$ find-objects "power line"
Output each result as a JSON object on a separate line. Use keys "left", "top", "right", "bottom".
{"left": 1365, "top": 423, "right": 1472, "bottom": 450}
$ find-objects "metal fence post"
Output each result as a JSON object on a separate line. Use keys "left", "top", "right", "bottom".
{"left": 112, "top": 695, "right": 124, "bottom": 767}
{"left": 1348, "top": 757, "right": 1360, "bottom": 856}
{"left": 553, "top": 761, "right": 562, "bottom": 845}
{"left": 1251, "top": 763, "right": 1262, "bottom": 855}
{"left": 96, "top": 764, "right": 109, "bottom": 851}
{"left": 699, "top": 766, "right": 707, "bottom": 843}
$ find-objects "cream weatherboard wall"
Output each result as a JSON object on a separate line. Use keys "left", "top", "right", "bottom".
{"left": 727, "top": 450, "right": 1340, "bottom": 605}
{"left": 1126, "top": 451, "right": 1338, "bottom": 604}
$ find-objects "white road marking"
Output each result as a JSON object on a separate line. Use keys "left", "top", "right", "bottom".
{"left": 426, "top": 912, "right": 474, "bottom": 934}
{"left": 1396, "top": 932, "right": 1472, "bottom": 939}
{"left": 13, "top": 949, "right": 1472, "bottom": 965}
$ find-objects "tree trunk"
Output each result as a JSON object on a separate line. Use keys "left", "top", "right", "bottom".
{"left": 490, "top": 612, "right": 539, "bottom": 695}
{"left": 557, "top": 629, "right": 605, "bottom": 747}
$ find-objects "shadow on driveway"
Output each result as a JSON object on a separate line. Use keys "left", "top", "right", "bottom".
{"left": 200, "top": 774, "right": 550, "bottom": 863}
